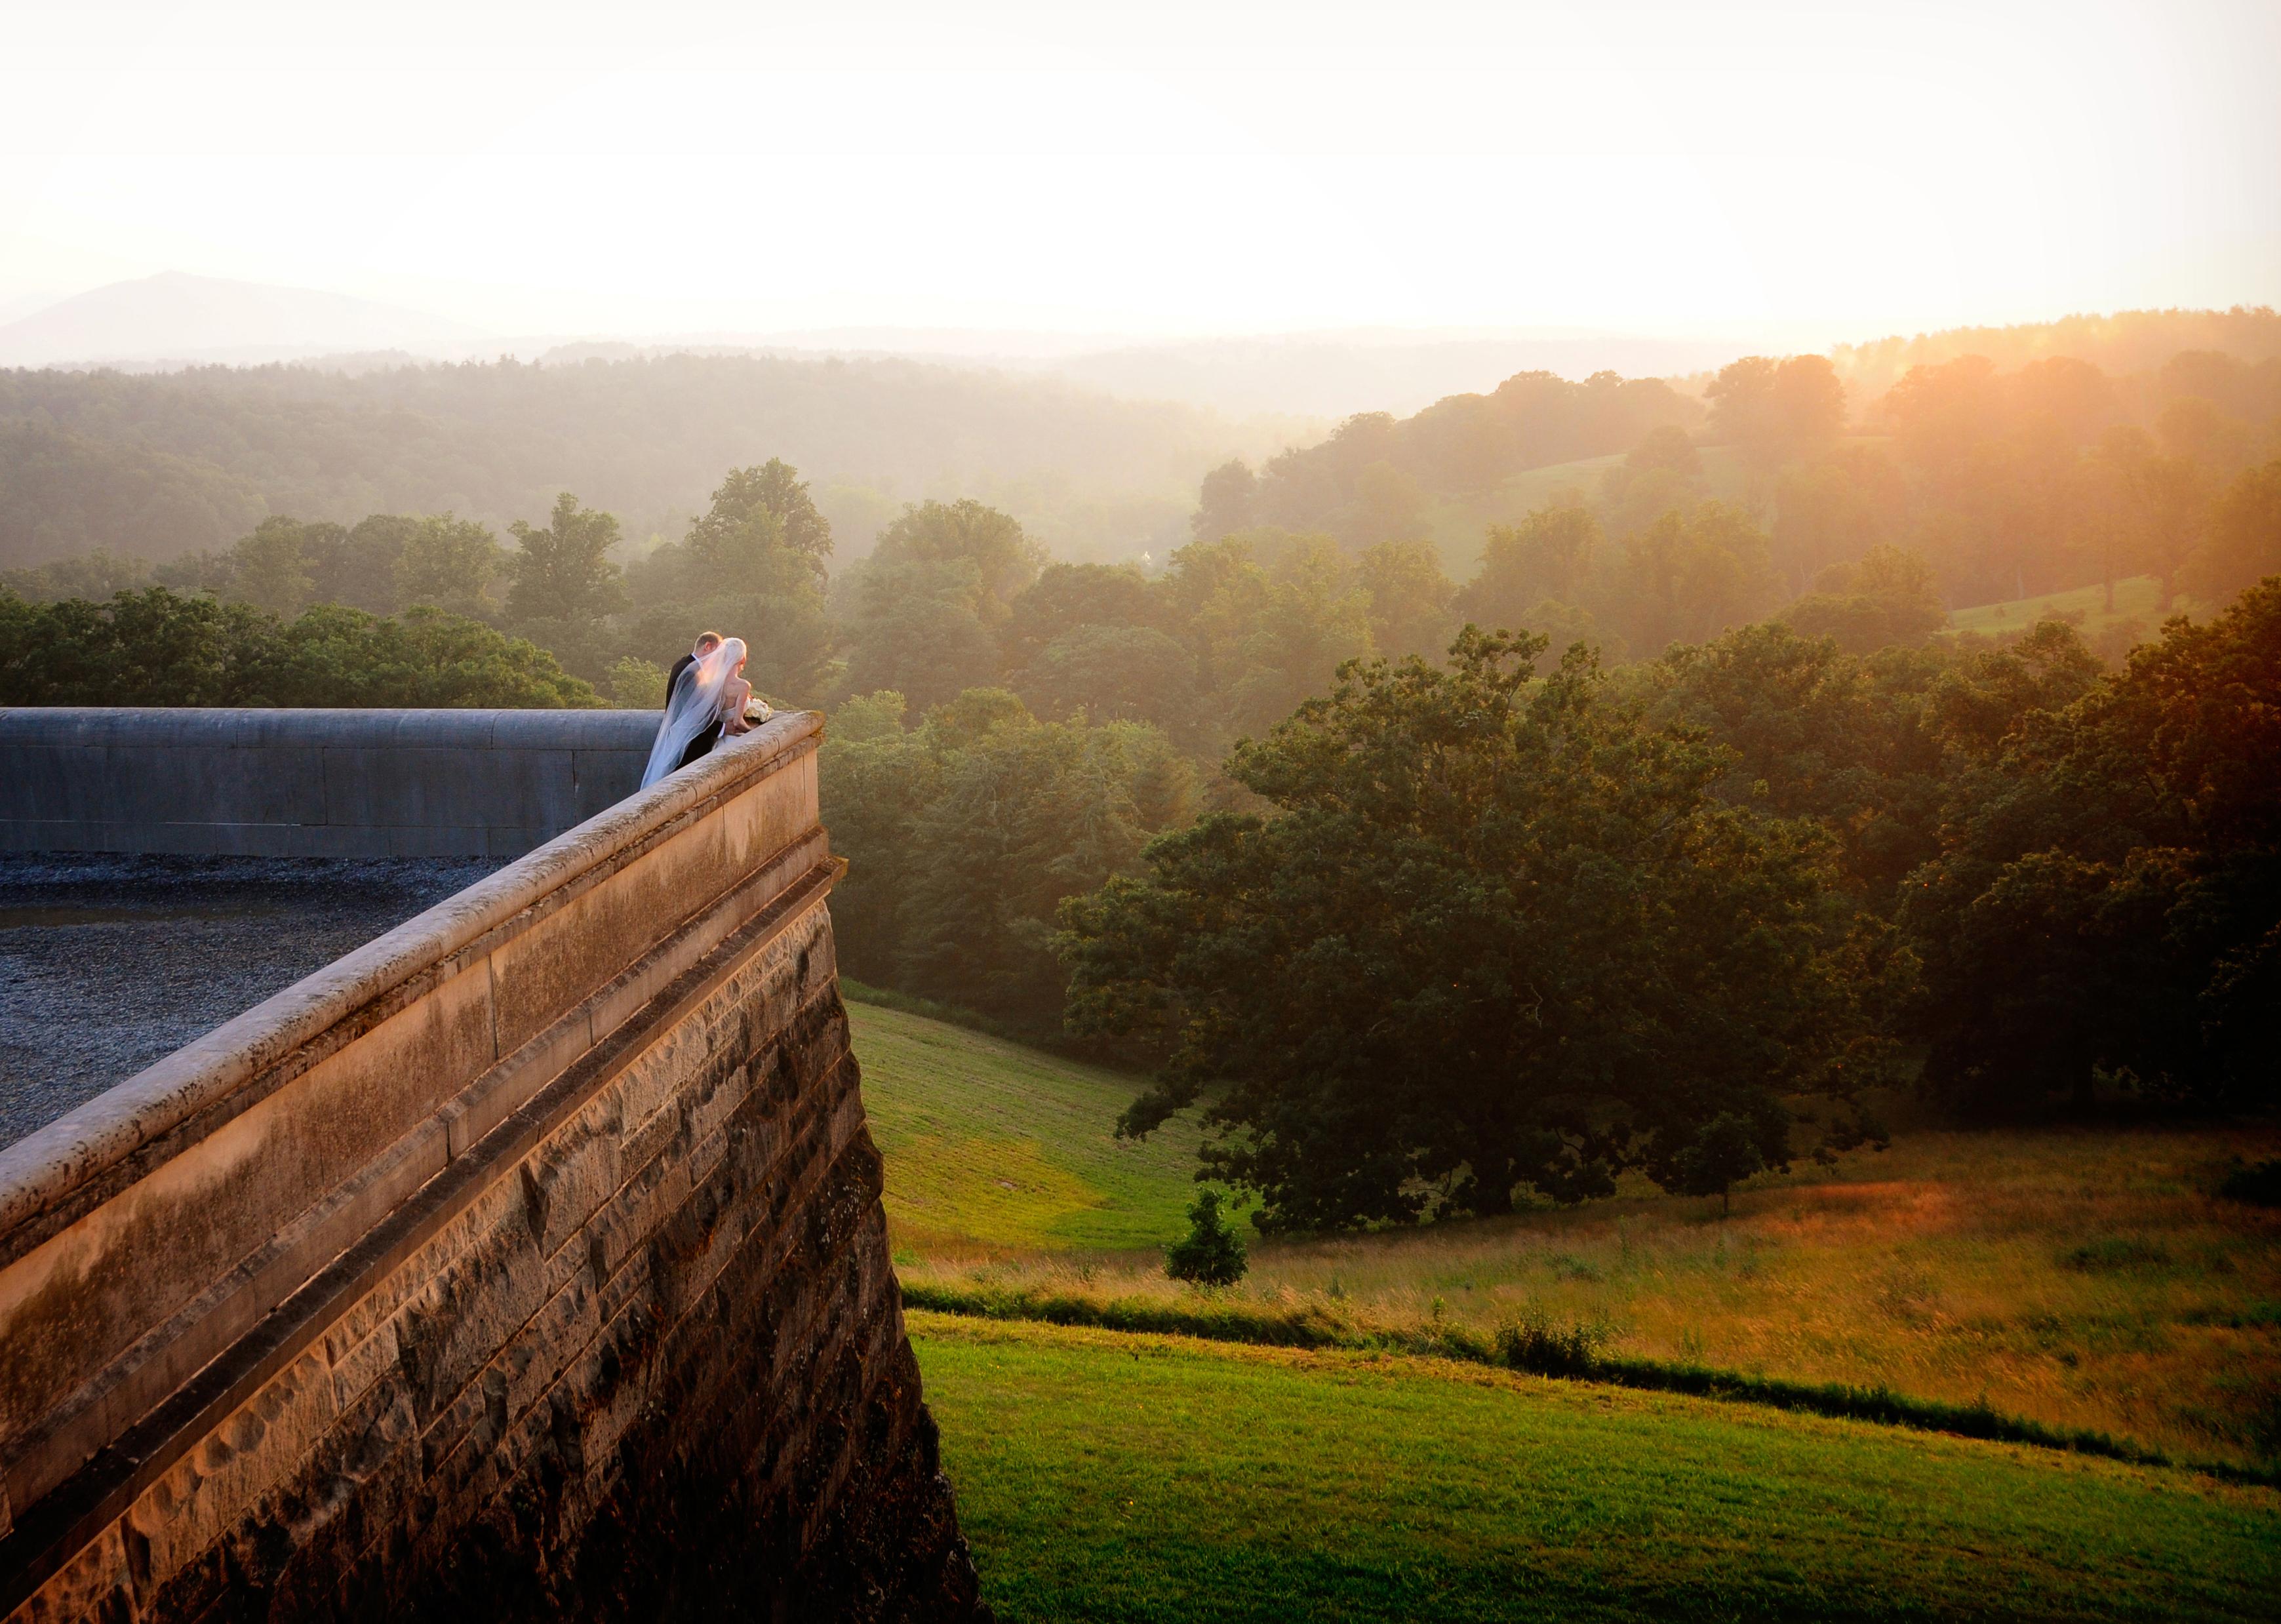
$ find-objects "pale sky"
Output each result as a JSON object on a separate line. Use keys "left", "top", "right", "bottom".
{"left": 1, "top": 0, "right": 2275, "bottom": 347}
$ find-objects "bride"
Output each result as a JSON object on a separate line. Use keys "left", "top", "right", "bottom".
{"left": 640, "top": 636, "right": 760, "bottom": 787}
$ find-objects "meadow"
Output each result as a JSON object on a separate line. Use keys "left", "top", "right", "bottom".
{"left": 911, "top": 1313, "right": 2280, "bottom": 1623}
{"left": 850, "top": 1000, "right": 2281, "bottom": 1470}
{"left": 1945, "top": 572, "right": 2193, "bottom": 640}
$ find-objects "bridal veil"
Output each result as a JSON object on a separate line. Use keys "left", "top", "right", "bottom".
{"left": 639, "top": 637, "right": 747, "bottom": 788}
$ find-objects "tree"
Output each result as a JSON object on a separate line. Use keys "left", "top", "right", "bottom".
{"left": 1779, "top": 545, "right": 1947, "bottom": 654}
{"left": 506, "top": 494, "right": 627, "bottom": 625}
{"left": 1769, "top": 447, "right": 1904, "bottom": 593}
{"left": 2130, "top": 453, "right": 2210, "bottom": 611}
{"left": 1164, "top": 1189, "right": 1248, "bottom": 1285}
{"left": 1664, "top": 1111, "right": 1773, "bottom": 1217}
{"left": 0, "top": 587, "right": 596, "bottom": 708}
{"left": 1599, "top": 424, "right": 1705, "bottom": 538}
{"left": 871, "top": 498, "right": 1044, "bottom": 625}
{"left": 229, "top": 517, "right": 324, "bottom": 618}
{"left": 1192, "top": 459, "right": 1258, "bottom": 540}
{"left": 1901, "top": 585, "right": 2281, "bottom": 1115}
{"left": 835, "top": 698, "right": 1195, "bottom": 1028}
{"left": 842, "top": 561, "right": 1004, "bottom": 715}
{"left": 684, "top": 459, "right": 833, "bottom": 597}
{"left": 1344, "top": 460, "right": 1430, "bottom": 548}
{"left": 1060, "top": 627, "right": 1867, "bottom": 1231}
{"left": 1018, "top": 624, "right": 1197, "bottom": 730}
{"left": 395, "top": 515, "right": 504, "bottom": 619}
{"left": 1654, "top": 617, "right": 1948, "bottom": 900}
{"left": 2186, "top": 460, "right": 2281, "bottom": 603}
{"left": 1706, "top": 355, "right": 1846, "bottom": 485}
{"left": 1355, "top": 538, "right": 1456, "bottom": 661}
{"left": 1604, "top": 502, "right": 1779, "bottom": 654}
{"left": 1001, "top": 561, "right": 1157, "bottom": 675}
{"left": 1457, "top": 507, "right": 1600, "bottom": 631}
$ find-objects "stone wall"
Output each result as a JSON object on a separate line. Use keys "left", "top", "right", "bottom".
{"left": 0, "top": 709, "right": 659, "bottom": 858}
{"left": 0, "top": 713, "right": 983, "bottom": 1621}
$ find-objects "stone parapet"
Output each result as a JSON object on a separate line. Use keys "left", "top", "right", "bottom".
{"left": 0, "top": 708, "right": 660, "bottom": 858}
{"left": 0, "top": 713, "right": 985, "bottom": 1621}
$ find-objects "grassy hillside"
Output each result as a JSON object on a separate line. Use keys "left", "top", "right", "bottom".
{"left": 848, "top": 999, "right": 2281, "bottom": 1467}
{"left": 913, "top": 1313, "right": 2281, "bottom": 1623}
{"left": 1947, "top": 574, "right": 2200, "bottom": 640}
{"left": 851, "top": 999, "right": 1201, "bottom": 1253}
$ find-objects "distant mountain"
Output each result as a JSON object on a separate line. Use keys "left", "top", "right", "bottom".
{"left": 0, "top": 272, "right": 488, "bottom": 368}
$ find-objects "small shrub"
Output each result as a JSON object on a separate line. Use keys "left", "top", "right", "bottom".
{"left": 2217, "top": 1159, "right": 2281, "bottom": 1208}
{"left": 1495, "top": 1309, "right": 1615, "bottom": 1377}
{"left": 1670, "top": 1113, "right": 1767, "bottom": 1217}
{"left": 1166, "top": 1189, "right": 1248, "bottom": 1286}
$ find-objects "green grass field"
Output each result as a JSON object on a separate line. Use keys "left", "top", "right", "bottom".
{"left": 913, "top": 1314, "right": 2280, "bottom": 1622}
{"left": 1946, "top": 574, "right": 2201, "bottom": 640}
{"left": 852, "top": 999, "right": 1202, "bottom": 1252}
{"left": 847, "top": 997, "right": 2281, "bottom": 1615}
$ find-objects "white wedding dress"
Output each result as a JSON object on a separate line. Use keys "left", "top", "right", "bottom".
{"left": 640, "top": 637, "right": 748, "bottom": 788}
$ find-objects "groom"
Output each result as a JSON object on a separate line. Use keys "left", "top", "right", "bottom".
{"left": 667, "top": 629, "right": 723, "bottom": 700}
{"left": 665, "top": 629, "right": 726, "bottom": 763}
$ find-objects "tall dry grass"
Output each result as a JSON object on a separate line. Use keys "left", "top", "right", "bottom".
{"left": 896, "top": 1125, "right": 2281, "bottom": 1467}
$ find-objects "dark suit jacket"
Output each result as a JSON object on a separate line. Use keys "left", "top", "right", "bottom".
{"left": 667, "top": 652, "right": 696, "bottom": 697}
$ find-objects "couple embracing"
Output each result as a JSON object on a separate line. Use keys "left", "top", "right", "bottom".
{"left": 639, "top": 630, "right": 774, "bottom": 788}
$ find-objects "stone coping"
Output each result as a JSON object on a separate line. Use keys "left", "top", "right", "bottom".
{"left": 0, "top": 711, "right": 821, "bottom": 1250}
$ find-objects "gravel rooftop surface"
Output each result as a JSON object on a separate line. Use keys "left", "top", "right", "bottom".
{"left": 0, "top": 854, "right": 502, "bottom": 1152}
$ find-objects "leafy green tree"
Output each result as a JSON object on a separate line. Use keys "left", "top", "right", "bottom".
{"left": 1779, "top": 545, "right": 1947, "bottom": 654}
{"left": 1344, "top": 460, "right": 1430, "bottom": 548}
{"left": 506, "top": 493, "right": 628, "bottom": 625}
{"left": 1001, "top": 561, "right": 1157, "bottom": 675}
{"left": 256, "top": 604, "right": 601, "bottom": 707}
{"left": 871, "top": 498, "right": 1044, "bottom": 625}
{"left": 823, "top": 689, "right": 1195, "bottom": 1027}
{"left": 842, "top": 561, "right": 1002, "bottom": 715}
{"left": 395, "top": 515, "right": 506, "bottom": 619}
{"left": 897, "top": 707, "right": 1195, "bottom": 1026}
{"left": 0, "top": 587, "right": 595, "bottom": 707}
{"left": 1192, "top": 459, "right": 1258, "bottom": 540}
{"left": 1707, "top": 355, "right": 1846, "bottom": 485}
{"left": 1164, "top": 1189, "right": 1248, "bottom": 1285}
{"left": 1664, "top": 1111, "right": 1774, "bottom": 1217}
{"left": 0, "top": 549, "right": 154, "bottom": 604}
{"left": 1458, "top": 506, "right": 1600, "bottom": 631}
{"left": 1901, "top": 584, "right": 2281, "bottom": 1114}
{"left": 229, "top": 517, "right": 328, "bottom": 618}
{"left": 1769, "top": 446, "right": 1905, "bottom": 592}
{"left": 1219, "top": 532, "right": 1374, "bottom": 742}
{"left": 1599, "top": 425, "right": 1705, "bottom": 538}
{"left": 608, "top": 656, "right": 669, "bottom": 707}
{"left": 1018, "top": 624, "right": 1197, "bottom": 730}
{"left": 1604, "top": 502, "right": 1779, "bottom": 654}
{"left": 1356, "top": 538, "right": 1456, "bottom": 661}
{"left": 0, "top": 587, "right": 278, "bottom": 705}
{"left": 1652, "top": 619, "right": 1947, "bottom": 900}
{"left": 2184, "top": 460, "right": 2281, "bottom": 603}
{"left": 683, "top": 459, "right": 833, "bottom": 595}
{"left": 1060, "top": 628, "right": 1867, "bottom": 1231}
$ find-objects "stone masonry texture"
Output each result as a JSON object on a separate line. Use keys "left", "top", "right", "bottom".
{"left": 0, "top": 713, "right": 987, "bottom": 1624}
{"left": 10, "top": 901, "right": 986, "bottom": 1624}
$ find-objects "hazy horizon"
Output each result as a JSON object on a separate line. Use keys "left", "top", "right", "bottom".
{"left": 5, "top": 0, "right": 2276, "bottom": 355}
